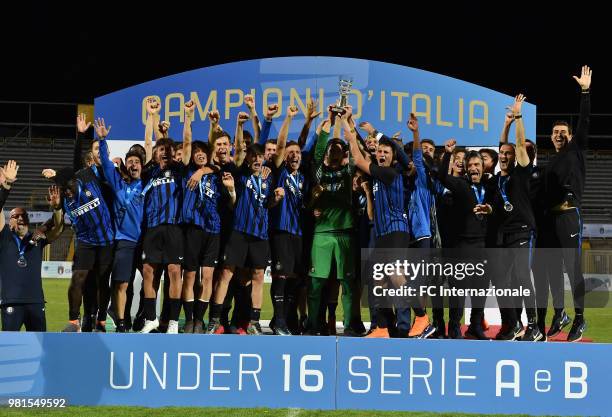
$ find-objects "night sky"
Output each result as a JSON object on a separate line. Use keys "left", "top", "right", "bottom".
{"left": 1, "top": 5, "right": 607, "bottom": 115}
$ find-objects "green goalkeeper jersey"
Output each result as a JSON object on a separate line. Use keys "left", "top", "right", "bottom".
{"left": 312, "top": 130, "right": 355, "bottom": 233}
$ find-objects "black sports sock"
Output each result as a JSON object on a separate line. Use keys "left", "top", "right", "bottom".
{"left": 210, "top": 302, "right": 223, "bottom": 320}
{"left": 160, "top": 298, "right": 170, "bottom": 323}
{"left": 250, "top": 308, "right": 261, "bottom": 322}
{"left": 432, "top": 307, "right": 444, "bottom": 322}
{"left": 554, "top": 308, "right": 563, "bottom": 317}
{"left": 526, "top": 308, "right": 536, "bottom": 323}
{"left": 375, "top": 308, "right": 389, "bottom": 329}
{"left": 500, "top": 308, "right": 508, "bottom": 325}
{"left": 413, "top": 308, "right": 425, "bottom": 317}
{"left": 143, "top": 298, "right": 156, "bottom": 320}
{"left": 194, "top": 300, "right": 209, "bottom": 322}
{"left": 327, "top": 302, "right": 338, "bottom": 317}
{"left": 272, "top": 278, "right": 287, "bottom": 326}
{"left": 183, "top": 300, "right": 194, "bottom": 322}
{"left": 515, "top": 308, "right": 523, "bottom": 323}
{"left": 169, "top": 298, "right": 181, "bottom": 321}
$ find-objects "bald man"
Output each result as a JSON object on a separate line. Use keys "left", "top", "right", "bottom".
{"left": 0, "top": 162, "right": 64, "bottom": 331}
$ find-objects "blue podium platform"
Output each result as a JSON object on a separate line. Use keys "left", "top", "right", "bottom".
{"left": 0, "top": 333, "right": 610, "bottom": 416}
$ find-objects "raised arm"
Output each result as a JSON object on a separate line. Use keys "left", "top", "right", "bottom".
{"left": 182, "top": 100, "right": 195, "bottom": 165}
{"left": 208, "top": 110, "right": 221, "bottom": 143}
{"left": 46, "top": 185, "right": 65, "bottom": 242}
{"left": 511, "top": 94, "right": 529, "bottom": 167}
{"left": 408, "top": 112, "right": 420, "bottom": 152}
{"left": 343, "top": 111, "right": 370, "bottom": 175}
{"left": 358, "top": 121, "right": 379, "bottom": 140}
{"left": 0, "top": 160, "right": 19, "bottom": 230}
{"left": 74, "top": 113, "right": 91, "bottom": 171}
{"left": 572, "top": 65, "right": 592, "bottom": 149}
{"left": 298, "top": 99, "right": 321, "bottom": 149}
{"left": 438, "top": 139, "right": 462, "bottom": 193}
{"left": 259, "top": 104, "right": 279, "bottom": 143}
{"left": 406, "top": 113, "right": 428, "bottom": 186}
{"left": 144, "top": 97, "right": 160, "bottom": 163}
{"left": 313, "top": 120, "right": 332, "bottom": 166}
{"left": 332, "top": 114, "right": 342, "bottom": 139}
{"left": 244, "top": 94, "right": 261, "bottom": 143}
{"left": 273, "top": 106, "right": 298, "bottom": 168}
{"left": 234, "top": 112, "right": 250, "bottom": 167}
{"left": 152, "top": 100, "right": 163, "bottom": 141}
{"left": 500, "top": 106, "right": 514, "bottom": 145}
{"left": 94, "top": 118, "right": 130, "bottom": 199}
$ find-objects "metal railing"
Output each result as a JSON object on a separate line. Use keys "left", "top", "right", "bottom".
{"left": 0, "top": 101, "right": 79, "bottom": 145}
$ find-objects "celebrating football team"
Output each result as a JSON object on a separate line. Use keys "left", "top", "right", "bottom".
{"left": 0, "top": 65, "right": 593, "bottom": 342}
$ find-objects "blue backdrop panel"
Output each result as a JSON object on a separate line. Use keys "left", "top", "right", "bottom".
{"left": 95, "top": 56, "right": 536, "bottom": 148}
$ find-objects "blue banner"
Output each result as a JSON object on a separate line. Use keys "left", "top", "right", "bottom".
{"left": 2, "top": 333, "right": 608, "bottom": 416}
{"left": 0, "top": 333, "right": 336, "bottom": 409}
{"left": 336, "top": 338, "right": 611, "bottom": 416}
{"left": 94, "top": 57, "right": 536, "bottom": 149}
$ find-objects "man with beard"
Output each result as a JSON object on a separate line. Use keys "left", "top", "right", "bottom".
{"left": 346, "top": 111, "right": 414, "bottom": 338}
{"left": 540, "top": 65, "right": 592, "bottom": 342}
{"left": 439, "top": 140, "right": 498, "bottom": 339}
{"left": 268, "top": 106, "right": 308, "bottom": 335}
{"left": 429, "top": 144, "right": 466, "bottom": 337}
{"left": 492, "top": 95, "right": 542, "bottom": 341}
{"left": 306, "top": 106, "right": 356, "bottom": 335}
{"left": 0, "top": 162, "right": 64, "bottom": 331}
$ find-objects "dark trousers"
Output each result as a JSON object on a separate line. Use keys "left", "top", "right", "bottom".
{"left": 1, "top": 303, "right": 46, "bottom": 331}
{"left": 455, "top": 238, "right": 487, "bottom": 324}
{"left": 536, "top": 210, "right": 585, "bottom": 315}
{"left": 496, "top": 231, "right": 537, "bottom": 325}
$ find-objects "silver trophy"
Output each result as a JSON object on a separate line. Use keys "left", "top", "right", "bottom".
{"left": 331, "top": 76, "right": 353, "bottom": 116}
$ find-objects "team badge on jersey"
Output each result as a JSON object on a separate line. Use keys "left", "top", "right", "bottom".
{"left": 85, "top": 190, "right": 92, "bottom": 197}
{"left": 165, "top": 170, "right": 171, "bottom": 178}
{"left": 262, "top": 183, "right": 267, "bottom": 189}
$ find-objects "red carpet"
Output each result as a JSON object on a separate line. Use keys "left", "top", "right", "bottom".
{"left": 460, "top": 324, "right": 593, "bottom": 342}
